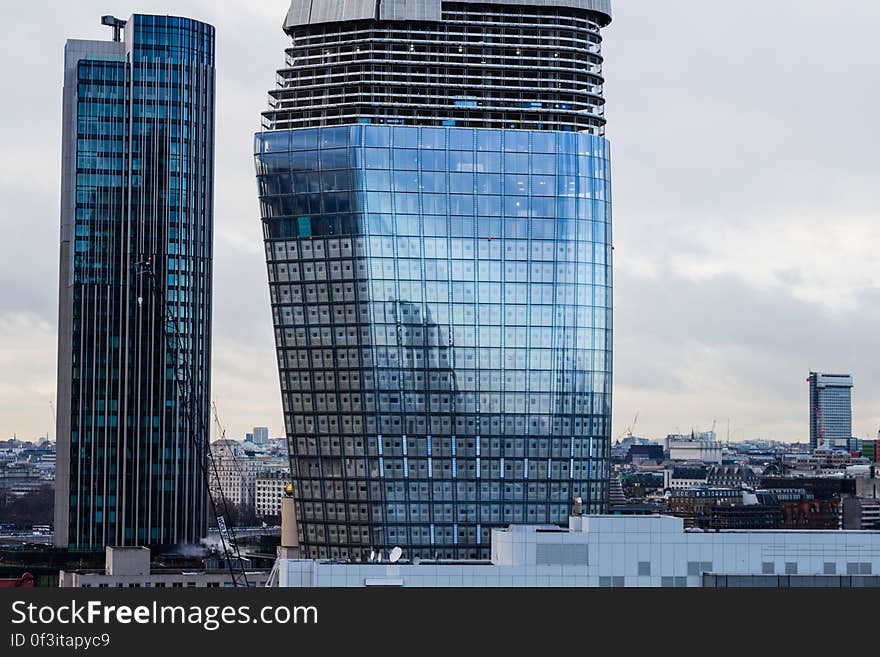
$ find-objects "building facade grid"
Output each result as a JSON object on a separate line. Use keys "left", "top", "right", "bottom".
{"left": 257, "top": 0, "right": 613, "bottom": 561}
{"left": 56, "top": 15, "right": 216, "bottom": 550}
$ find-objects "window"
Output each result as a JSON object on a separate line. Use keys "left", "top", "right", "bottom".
{"left": 762, "top": 562, "right": 775, "bottom": 575}
{"left": 638, "top": 562, "right": 651, "bottom": 576}
{"left": 823, "top": 563, "right": 836, "bottom": 575}
{"left": 785, "top": 562, "right": 798, "bottom": 575}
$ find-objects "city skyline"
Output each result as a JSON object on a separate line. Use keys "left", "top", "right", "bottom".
{"left": 2, "top": 0, "right": 880, "bottom": 446}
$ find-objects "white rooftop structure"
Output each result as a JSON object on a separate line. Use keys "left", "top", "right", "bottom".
{"left": 274, "top": 514, "right": 880, "bottom": 588}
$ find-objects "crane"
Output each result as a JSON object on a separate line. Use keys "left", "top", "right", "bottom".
{"left": 212, "top": 402, "right": 256, "bottom": 511}
{"left": 136, "top": 256, "right": 250, "bottom": 587}
{"left": 49, "top": 401, "right": 56, "bottom": 441}
{"left": 626, "top": 411, "right": 639, "bottom": 438}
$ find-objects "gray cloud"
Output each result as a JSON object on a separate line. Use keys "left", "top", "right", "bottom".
{"left": 1, "top": 0, "right": 878, "bottom": 443}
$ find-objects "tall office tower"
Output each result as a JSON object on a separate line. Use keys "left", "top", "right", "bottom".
{"left": 253, "top": 427, "right": 270, "bottom": 445}
{"left": 55, "top": 15, "right": 216, "bottom": 550}
{"left": 808, "top": 372, "right": 853, "bottom": 449}
{"left": 256, "top": 0, "right": 613, "bottom": 559}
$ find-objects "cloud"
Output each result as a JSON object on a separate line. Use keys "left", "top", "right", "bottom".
{"left": 614, "top": 268, "right": 880, "bottom": 441}
{"left": 0, "top": 313, "right": 57, "bottom": 439}
{"left": 1, "top": 0, "right": 878, "bottom": 444}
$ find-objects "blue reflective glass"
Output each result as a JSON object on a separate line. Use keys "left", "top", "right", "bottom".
{"left": 256, "top": 125, "right": 613, "bottom": 560}
{"left": 364, "top": 147, "right": 390, "bottom": 169}
{"left": 421, "top": 150, "right": 447, "bottom": 171}
{"left": 504, "top": 131, "right": 529, "bottom": 152}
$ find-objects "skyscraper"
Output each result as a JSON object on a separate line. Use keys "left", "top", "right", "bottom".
{"left": 808, "top": 372, "right": 853, "bottom": 449}
{"left": 55, "top": 15, "right": 216, "bottom": 550}
{"left": 256, "top": 0, "right": 613, "bottom": 559}
{"left": 253, "top": 427, "right": 270, "bottom": 445}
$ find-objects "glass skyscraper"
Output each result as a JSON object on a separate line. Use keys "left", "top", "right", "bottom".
{"left": 256, "top": 0, "right": 613, "bottom": 559}
{"left": 808, "top": 372, "right": 853, "bottom": 449}
{"left": 55, "top": 15, "right": 216, "bottom": 550}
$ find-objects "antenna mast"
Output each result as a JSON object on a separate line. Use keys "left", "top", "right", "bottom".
{"left": 100, "top": 16, "right": 127, "bottom": 42}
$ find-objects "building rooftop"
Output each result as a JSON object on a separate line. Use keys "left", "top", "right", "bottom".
{"left": 284, "top": 0, "right": 612, "bottom": 30}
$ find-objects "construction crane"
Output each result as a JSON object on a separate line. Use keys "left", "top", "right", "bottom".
{"left": 624, "top": 411, "right": 640, "bottom": 439}
{"left": 212, "top": 401, "right": 227, "bottom": 443}
{"left": 49, "top": 401, "right": 56, "bottom": 441}
{"left": 212, "top": 402, "right": 256, "bottom": 512}
{"left": 136, "top": 257, "right": 250, "bottom": 587}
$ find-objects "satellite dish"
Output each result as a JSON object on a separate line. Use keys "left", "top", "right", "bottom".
{"left": 369, "top": 550, "right": 376, "bottom": 563}
{"left": 389, "top": 547, "right": 403, "bottom": 563}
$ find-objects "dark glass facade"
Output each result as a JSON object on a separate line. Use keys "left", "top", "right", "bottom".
{"left": 808, "top": 372, "right": 853, "bottom": 449}
{"left": 258, "top": 1, "right": 612, "bottom": 560}
{"left": 55, "top": 15, "right": 216, "bottom": 550}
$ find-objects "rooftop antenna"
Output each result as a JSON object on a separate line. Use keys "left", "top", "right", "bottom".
{"left": 101, "top": 15, "right": 127, "bottom": 42}
{"left": 389, "top": 547, "right": 403, "bottom": 563}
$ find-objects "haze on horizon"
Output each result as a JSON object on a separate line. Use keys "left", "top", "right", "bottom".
{"left": 1, "top": 0, "right": 878, "bottom": 444}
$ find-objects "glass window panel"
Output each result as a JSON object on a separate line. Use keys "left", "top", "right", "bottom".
{"left": 393, "top": 126, "right": 418, "bottom": 148}
{"left": 393, "top": 148, "right": 419, "bottom": 169}
{"left": 476, "top": 151, "right": 501, "bottom": 173}
{"left": 503, "top": 131, "right": 529, "bottom": 152}
{"left": 365, "top": 170, "right": 391, "bottom": 191}
{"left": 421, "top": 150, "right": 447, "bottom": 171}
{"left": 364, "top": 148, "right": 390, "bottom": 169}
{"left": 477, "top": 130, "right": 501, "bottom": 151}
{"left": 504, "top": 152, "right": 529, "bottom": 173}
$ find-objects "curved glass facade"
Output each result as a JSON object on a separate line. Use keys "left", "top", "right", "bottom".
{"left": 56, "top": 15, "right": 216, "bottom": 550}
{"left": 257, "top": 124, "right": 612, "bottom": 559}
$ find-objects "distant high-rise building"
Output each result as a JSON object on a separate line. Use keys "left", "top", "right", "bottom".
{"left": 808, "top": 373, "right": 853, "bottom": 449}
{"left": 55, "top": 15, "right": 216, "bottom": 550}
{"left": 252, "top": 427, "right": 270, "bottom": 445}
{"left": 256, "top": 0, "right": 614, "bottom": 560}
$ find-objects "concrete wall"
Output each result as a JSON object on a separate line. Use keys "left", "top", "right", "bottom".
{"left": 54, "top": 38, "right": 125, "bottom": 549}
{"left": 106, "top": 547, "right": 150, "bottom": 576}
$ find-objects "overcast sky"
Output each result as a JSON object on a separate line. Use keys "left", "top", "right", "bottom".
{"left": 1, "top": 1, "right": 878, "bottom": 444}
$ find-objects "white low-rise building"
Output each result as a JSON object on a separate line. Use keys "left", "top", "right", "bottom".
{"left": 60, "top": 547, "right": 270, "bottom": 588}
{"left": 274, "top": 514, "right": 880, "bottom": 588}
{"left": 255, "top": 469, "right": 290, "bottom": 518}
{"left": 666, "top": 433, "right": 723, "bottom": 464}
